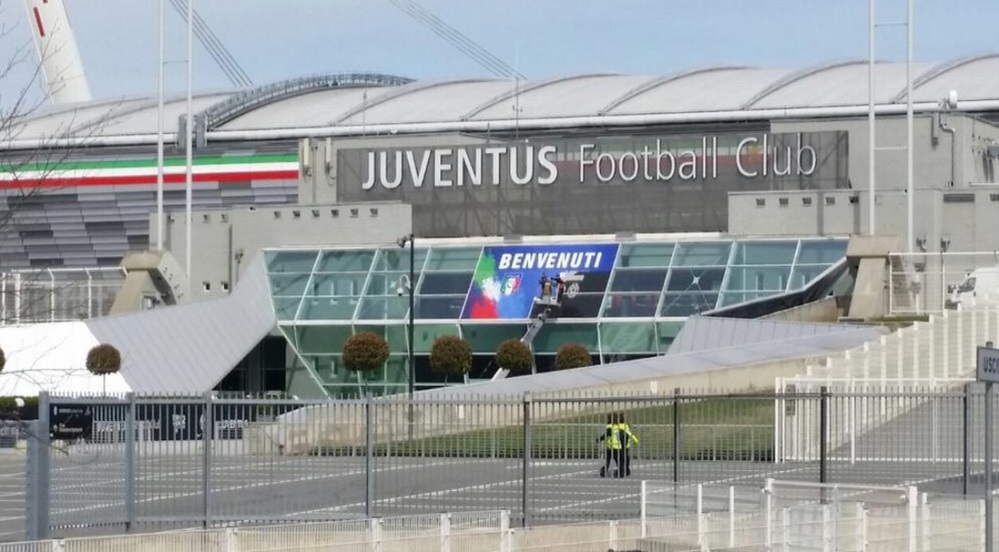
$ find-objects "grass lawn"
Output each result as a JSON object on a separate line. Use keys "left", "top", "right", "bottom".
{"left": 315, "top": 396, "right": 776, "bottom": 461}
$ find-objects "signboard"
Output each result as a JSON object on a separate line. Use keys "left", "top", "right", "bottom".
{"left": 461, "top": 243, "right": 619, "bottom": 320}
{"left": 336, "top": 131, "right": 849, "bottom": 238}
{"left": 978, "top": 346, "right": 999, "bottom": 383}
{"left": 50, "top": 404, "right": 94, "bottom": 441}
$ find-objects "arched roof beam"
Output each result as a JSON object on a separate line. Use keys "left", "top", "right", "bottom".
{"left": 598, "top": 66, "right": 750, "bottom": 115}
{"left": 333, "top": 78, "right": 493, "bottom": 125}
{"left": 741, "top": 60, "right": 867, "bottom": 109}
{"left": 69, "top": 91, "right": 223, "bottom": 137}
{"left": 197, "top": 73, "right": 413, "bottom": 141}
{"left": 891, "top": 52, "right": 999, "bottom": 103}
{"left": 460, "top": 73, "right": 617, "bottom": 121}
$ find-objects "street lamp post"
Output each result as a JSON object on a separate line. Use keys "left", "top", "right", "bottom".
{"left": 397, "top": 234, "right": 416, "bottom": 399}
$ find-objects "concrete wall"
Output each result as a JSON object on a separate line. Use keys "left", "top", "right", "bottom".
{"left": 156, "top": 202, "right": 412, "bottom": 302}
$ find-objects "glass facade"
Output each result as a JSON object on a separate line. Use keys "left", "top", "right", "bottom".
{"left": 265, "top": 237, "right": 847, "bottom": 397}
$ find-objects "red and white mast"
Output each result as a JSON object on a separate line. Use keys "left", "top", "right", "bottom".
{"left": 24, "top": 0, "right": 92, "bottom": 104}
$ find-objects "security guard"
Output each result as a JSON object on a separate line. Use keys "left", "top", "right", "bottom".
{"left": 617, "top": 415, "right": 639, "bottom": 477}
{"left": 597, "top": 412, "right": 621, "bottom": 477}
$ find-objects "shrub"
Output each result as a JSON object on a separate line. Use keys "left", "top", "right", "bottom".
{"left": 496, "top": 339, "right": 533, "bottom": 373}
{"left": 429, "top": 335, "right": 473, "bottom": 377}
{"left": 342, "top": 332, "right": 390, "bottom": 373}
{"left": 86, "top": 344, "right": 122, "bottom": 376}
{"left": 554, "top": 342, "right": 592, "bottom": 370}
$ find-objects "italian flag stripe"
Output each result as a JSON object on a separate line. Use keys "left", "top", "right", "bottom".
{"left": 0, "top": 161, "right": 299, "bottom": 188}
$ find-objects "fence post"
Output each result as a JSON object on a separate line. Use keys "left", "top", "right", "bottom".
{"left": 225, "top": 528, "right": 240, "bottom": 552}
{"left": 920, "top": 493, "right": 929, "bottom": 552}
{"left": 764, "top": 478, "right": 773, "bottom": 551}
{"left": 125, "top": 392, "right": 136, "bottom": 532}
{"left": 820, "top": 387, "right": 829, "bottom": 484}
{"left": 729, "top": 485, "right": 735, "bottom": 549}
{"left": 365, "top": 395, "right": 375, "bottom": 519}
{"left": 372, "top": 518, "right": 383, "bottom": 552}
{"left": 855, "top": 502, "right": 866, "bottom": 552}
{"left": 26, "top": 393, "right": 51, "bottom": 541}
{"left": 640, "top": 480, "right": 647, "bottom": 538}
{"left": 965, "top": 382, "right": 973, "bottom": 496}
{"left": 52, "top": 539, "right": 65, "bottom": 552}
{"left": 696, "top": 483, "right": 704, "bottom": 547}
{"left": 907, "top": 486, "right": 918, "bottom": 552}
{"left": 202, "top": 391, "right": 214, "bottom": 529}
{"left": 500, "top": 510, "right": 511, "bottom": 552}
{"left": 521, "top": 392, "right": 532, "bottom": 528}
{"left": 609, "top": 520, "right": 619, "bottom": 551}
{"left": 673, "top": 388, "right": 681, "bottom": 483}
{"left": 439, "top": 513, "right": 451, "bottom": 552}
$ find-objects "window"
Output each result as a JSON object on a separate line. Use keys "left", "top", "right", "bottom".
{"left": 802, "top": 197, "right": 813, "bottom": 206}
{"left": 778, "top": 198, "right": 789, "bottom": 207}
{"left": 755, "top": 198, "right": 766, "bottom": 207}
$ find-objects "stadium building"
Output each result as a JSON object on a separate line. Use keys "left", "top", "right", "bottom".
{"left": 3, "top": 53, "right": 999, "bottom": 397}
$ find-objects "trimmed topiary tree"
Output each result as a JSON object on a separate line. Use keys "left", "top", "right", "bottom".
{"left": 0, "top": 345, "right": 5, "bottom": 373}
{"left": 87, "top": 343, "right": 122, "bottom": 396}
{"left": 429, "top": 335, "right": 473, "bottom": 384}
{"left": 86, "top": 344, "right": 121, "bottom": 376}
{"left": 496, "top": 339, "right": 533, "bottom": 374}
{"left": 342, "top": 332, "right": 390, "bottom": 395}
{"left": 554, "top": 342, "right": 592, "bottom": 370}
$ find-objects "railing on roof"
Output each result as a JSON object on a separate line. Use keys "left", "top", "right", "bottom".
{"left": 192, "top": 73, "right": 414, "bottom": 146}
{"left": 0, "top": 267, "right": 124, "bottom": 325}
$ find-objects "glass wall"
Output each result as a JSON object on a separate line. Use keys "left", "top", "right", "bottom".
{"left": 264, "top": 237, "right": 847, "bottom": 397}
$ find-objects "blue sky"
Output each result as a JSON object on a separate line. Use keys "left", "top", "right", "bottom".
{"left": 2, "top": 0, "right": 998, "bottom": 107}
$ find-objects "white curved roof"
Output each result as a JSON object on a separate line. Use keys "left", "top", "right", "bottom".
{"left": 7, "top": 54, "right": 999, "bottom": 148}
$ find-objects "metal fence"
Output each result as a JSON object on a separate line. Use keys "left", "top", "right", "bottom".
{"left": 19, "top": 385, "right": 999, "bottom": 541}
{"left": 0, "top": 268, "right": 122, "bottom": 324}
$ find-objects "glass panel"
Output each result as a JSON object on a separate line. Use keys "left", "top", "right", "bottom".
{"left": 666, "top": 267, "right": 726, "bottom": 292}
{"left": 366, "top": 272, "right": 409, "bottom": 296}
{"left": 354, "top": 325, "right": 407, "bottom": 352}
{"left": 726, "top": 266, "right": 792, "bottom": 292}
{"left": 601, "top": 292, "right": 660, "bottom": 317}
{"left": 416, "top": 296, "right": 465, "bottom": 319}
{"left": 425, "top": 247, "right": 482, "bottom": 271}
{"left": 788, "top": 265, "right": 832, "bottom": 290}
{"left": 672, "top": 242, "right": 732, "bottom": 267}
{"left": 298, "top": 296, "right": 360, "bottom": 320}
{"left": 657, "top": 321, "right": 683, "bottom": 351}
{"left": 719, "top": 291, "right": 774, "bottom": 307}
{"left": 355, "top": 296, "right": 409, "bottom": 320}
{"left": 733, "top": 241, "right": 797, "bottom": 265}
{"left": 532, "top": 323, "right": 599, "bottom": 354}
{"left": 273, "top": 297, "right": 302, "bottom": 320}
{"left": 419, "top": 272, "right": 474, "bottom": 295}
{"left": 269, "top": 273, "right": 311, "bottom": 297}
{"left": 307, "top": 273, "right": 368, "bottom": 297}
{"left": 411, "top": 324, "right": 462, "bottom": 354}
{"left": 266, "top": 250, "right": 318, "bottom": 273}
{"left": 291, "top": 325, "right": 353, "bottom": 354}
{"left": 373, "top": 248, "right": 429, "bottom": 271}
{"left": 796, "top": 240, "right": 847, "bottom": 264}
{"left": 460, "top": 324, "right": 527, "bottom": 353}
{"left": 610, "top": 268, "right": 668, "bottom": 292}
{"left": 660, "top": 292, "right": 719, "bottom": 317}
{"left": 617, "top": 243, "right": 675, "bottom": 268}
{"left": 599, "top": 322, "right": 657, "bottom": 353}
{"left": 316, "top": 250, "right": 377, "bottom": 272}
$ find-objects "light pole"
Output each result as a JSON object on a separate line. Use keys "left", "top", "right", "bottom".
{"left": 397, "top": 234, "right": 416, "bottom": 398}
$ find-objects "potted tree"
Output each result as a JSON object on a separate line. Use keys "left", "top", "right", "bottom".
{"left": 429, "top": 335, "right": 473, "bottom": 384}
{"left": 342, "top": 332, "right": 390, "bottom": 397}
{"left": 86, "top": 343, "right": 122, "bottom": 395}
{"left": 496, "top": 339, "right": 533, "bottom": 374}
{"left": 554, "top": 342, "right": 593, "bottom": 370}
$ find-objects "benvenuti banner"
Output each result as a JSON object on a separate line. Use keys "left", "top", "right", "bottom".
{"left": 461, "top": 243, "right": 620, "bottom": 320}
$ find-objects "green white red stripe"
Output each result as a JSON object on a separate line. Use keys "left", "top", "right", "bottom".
{"left": 0, "top": 154, "right": 299, "bottom": 188}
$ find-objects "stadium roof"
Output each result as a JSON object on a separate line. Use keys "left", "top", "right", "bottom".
{"left": 8, "top": 54, "right": 999, "bottom": 149}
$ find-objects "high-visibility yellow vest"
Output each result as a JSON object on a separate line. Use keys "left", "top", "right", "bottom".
{"left": 605, "top": 423, "right": 622, "bottom": 450}
{"left": 621, "top": 423, "right": 638, "bottom": 448}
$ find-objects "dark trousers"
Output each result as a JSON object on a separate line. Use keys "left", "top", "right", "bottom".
{"left": 622, "top": 448, "right": 632, "bottom": 475}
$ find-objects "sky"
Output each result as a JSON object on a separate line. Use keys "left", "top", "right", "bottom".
{"left": 1, "top": 0, "right": 999, "bottom": 108}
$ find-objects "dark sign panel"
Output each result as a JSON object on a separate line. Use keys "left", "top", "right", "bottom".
{"left": 336, "top": 131, "right": 849, "bottom": 238}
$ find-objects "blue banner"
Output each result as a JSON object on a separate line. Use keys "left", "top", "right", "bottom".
{"left": 462, "top": 243, "right": 620, "bottom": 320}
